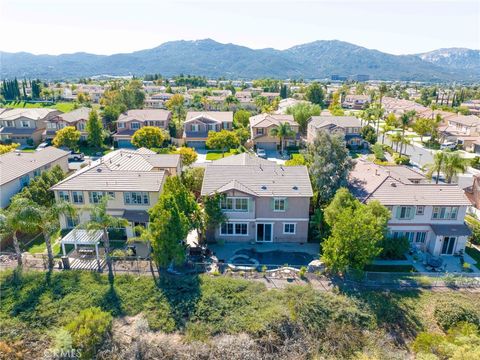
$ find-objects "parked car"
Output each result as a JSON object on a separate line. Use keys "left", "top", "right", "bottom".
{"left": 68, "top": 151, "right": 85, "bottom": 162}
{"left": 256, "top": 148, "right": 267, "bottom": 159}
{"left": 440, "top": 142, "right": 456, "bottom": 150}
{"left": 36, "top": 142, "right": 50, "bottom": 151}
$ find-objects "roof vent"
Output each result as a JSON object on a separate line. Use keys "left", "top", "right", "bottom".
{"left": 391, "top": 182, "right": 396, "bottom": 187}
{"left": 97, "top": 168, "right": 102, "bottom": 173}
{"left": 293, "top": 186, "right": 298, "bottom": 190}
{"left": 261, "top": 185, "right": 267, "bottom": 190}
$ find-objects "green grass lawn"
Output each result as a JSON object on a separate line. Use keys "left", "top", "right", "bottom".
{"left": 24, "top": 231, "right": 62, "bottom": 255}
{"left": 4, "top": 101, "right": 77, "bottom": 113}
{"left": 206, "top": 149, "right": 238, "bottom": 160}
{"left": 364, "top": 264, "right": 417, "bottom": 273}
{"left": 465, "top": 245, "right": 480, "bottom": 265}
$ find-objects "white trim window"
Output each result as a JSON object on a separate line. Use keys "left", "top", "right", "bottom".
{"left": 117, "top": 122, "right": 125, "bottom": 129}
{"left": 191, "top": 124, "right": 199, "bottom": 132}
{"left": 432, "top": 206, "right": 459, "bottom": 220}
{"left": 21, "top": 120, "right": 30, "bottom": 128}
{"left": 59, "top": 191, "right": 70, "bottom": 202}
{"left": 273, "top": 198, "right": 286, "bottom": 212}
{"left": 416, "top": 206, "right": 425, "bottom": 215}
{"left": 220, "top": 222, "right": 248, "bottom": 236}
{"left": 124, "top": 191, "right": 149, "bottom": 205}
{"left": 72, "top": 191, "right": 84, "bottom": 204}
{"left": 220, "top": 197, "right": 249, "bottom": 212}
{"left": 89, "top": 191, "right": 105, "bottom": 204}
{"left": 130, "top": 122, "right": 141, "bottom": 130}
{"left": 283, "top": 223, "right": 296, "bottom": 234}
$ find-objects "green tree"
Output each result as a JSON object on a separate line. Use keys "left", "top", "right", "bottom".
{"left": 413, "top": 117, "right": 431, "bottom": 142}
{"left": 442, "top": 150, "right": 467, "bottom": 183}
{"left": 360, "top": 125, "right": 377, "bottom": 144}
{"left": 425, "top": 151, "right": 445, "bottom": 184}
{"left": 286, "top": 102, "right": 321, "bottom": 134}
{"left": 201, "top": 193, "right": 227, "bottom": 243}
{"left": 85, "top": 197, "right": 129, "bottom": 277}
{"left": 305, "top": 82, "right": 325, "bottom": 106}
{"left": 323, "top": 188, "right": 359, "bottom": 225}
{"left": 388, "top": 131, "right": 403, "bottom": 152}
{"left": 384, "top": 113, "right": 398, "bottom": 128}
{"left": 205, "top": 129, "right": 240, "bottom": 157}
{"left": 53, "top": 126, "right": 81, "bottom": 151}
{"left": 131, "top": 126, "right": 169, "bottom": 149}
{"left": 398, "top": 110, "right": 416, "bottom": 155}
{"left": 66, "top": 307, "right": 112, "bottom": 360}
{"left": 0, "top": 198, "right": 41, "bottom": 267}
{"left": 13, "top": 165, "right": 65, "bottom": 207}
{"left": 280, "top": 84, "right": 288, "bottom": 99}
{"left": 233, "top": 109, "right": 251, "bottom": 128}
{"left": 269, "top": 122, "right": 295, "bottom": 153}
{"left": 181, "top": 167, "right": 205, "bottom": 199}
{"left": 303, "top": 131, "right": 354, "bottom": 206}
{"left": 322, "top": 190, "right": 390, "bottom": 273}
{"left": 328, "top": 92, "right": 344, "bottom": 115}
{"left": 176, "top": 147, "right": 197, "bottom": 166}
{"left": 86, "top": 110, "right": 105, "bottom": 148}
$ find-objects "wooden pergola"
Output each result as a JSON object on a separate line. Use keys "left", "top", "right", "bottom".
{"left": 61, "top": 229, "right": 104, "bottom": 262}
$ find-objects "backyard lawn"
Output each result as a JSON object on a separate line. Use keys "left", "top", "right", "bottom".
{"left": 206, "top": 149, "right": 238, "bottom": 160}
{"left": 4, "top": 101, "right": 77, "bottom": 113}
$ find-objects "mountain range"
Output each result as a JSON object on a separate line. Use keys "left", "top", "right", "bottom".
{"left": 0, "top": 39, "right": 478, "bottom": 82}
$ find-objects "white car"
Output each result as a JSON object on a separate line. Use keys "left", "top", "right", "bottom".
{"left": 36, "top": 142, "right": 49, "bottom": 151}
{"left": 68, "top": 151, "right": 85, "bottom": 162}
{"left": 440, "top": 142, "right": 456, "bottom": 150}
{"left": 256, "top": 148, "right": 267, "bottom": 159}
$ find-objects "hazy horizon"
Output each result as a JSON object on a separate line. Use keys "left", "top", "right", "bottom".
{"left": 1, "top": 0, "right": 478, "bottom": 56}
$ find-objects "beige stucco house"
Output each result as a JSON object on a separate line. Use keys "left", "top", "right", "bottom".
{"left": 201, "top": 153, "right": 313, "bottom": 243}
{"left": 0, "top": 147, "right": 69, "bottom": 208}
{"left": 51, "top": 148, "right": 181, "bottom": 238}
{"left": 249, "top": 113, "right": 299, "bottom": 151}
{"left": 0, "top": 108, "right": 61, "bottom": 145}
{"left": 44, "top": 107, "right": 96, "bottom": 142}
{"left": 183, "top": 111, "right": 233, "bottom": 148}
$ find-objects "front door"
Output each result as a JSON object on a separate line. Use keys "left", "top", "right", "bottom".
{"left": 441, "top": 236, "right": 456, "bottom": 255}
{"left": 256, "top": 223, "right": 273, "bottom": 242}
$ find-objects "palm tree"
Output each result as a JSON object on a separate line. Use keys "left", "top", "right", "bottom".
{"left": 380, "top": 123, "right": 394, "bottom": 144}
{"left": 85, "top": 197, "right": 129, "bottom": 277}
{"left": 443, "top": 151, "right": 467, "bottom": 183}
{"left": 424, "top": 151, "right": 445, "bottom": 184}
{"left": 399, "top": 113, "right": 410, "bottom": 155}
{"left": 0, "top": 198, "right": 41, "bottom": 267}
{"left": 270, "top": 122, "right": 295, "bottom": 154}
{"left": 388, "top": 132, "right": 403, "bottom": 152}
{"left": 33, "top": 201, "right": 76, "bottom": 270}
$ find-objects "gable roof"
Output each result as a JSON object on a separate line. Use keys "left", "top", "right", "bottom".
{"left": 117, "top": 109, "right": 171, "bottom": 123}
{"left": 0, "top": 147, "right": 69, "bottom": 185}
{"left": 185, "top": 111, "right": 233, "bottom": 123}
{"left": 308, "top": 116, "right": 361, "bottom": 129}
{"left": 448, "top": 115, "right": 480, "bottom": 127}
{"left": 249, "top": 113, "right": 296, "bottom": 128}
{"left": 0, "top": 108, "right": 60, "bottom": 121}
{"left": 201, "top": 153, "right": 312, "bottom": 197}
{"left": 55, "top": 107, "right": 92, "bottom": 123}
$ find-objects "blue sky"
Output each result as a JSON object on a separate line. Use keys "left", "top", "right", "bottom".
{"left": 1, "top": 0, "right": 478, "bottom": 55}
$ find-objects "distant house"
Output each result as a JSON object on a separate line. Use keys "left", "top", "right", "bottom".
{"left": 349, "top": 159, "right": 471, "bottom": 256}
{"left": 0, "top": 147, "right": 69, "bottom": 208}
{"left": 439, "top": 115, "right": 480, "bottom": 151}
{"left": 183, "top": 111, "right": 233, "bottom": 148}
{"left": 44, "top": 107, "right": 96, "bottom": 142}
{"left": 144, "top": 93, "right": 173, "bottom": 109}
{"left": 307, "top": 115, "right": 364, "bottom": 147}
{"left": 0, "top": 108, "right": 61, "bottom": 145}
{"left": 460, "top": 100, "right": 480, "bottom": 116}
{"left": 201, "top": 153, "right": 313, "bottom": 243}
{"left": 249, "top": 113, "right": 299, "bottom": 150}
{"left": 342, "top": 94, "right": 370, "bottom": 109}
{"left": 51, "top": 148, "right": 181, "bottom": 238}
{"left": 113, "top": 109, "right": 172, "bottom": 148}
{"left": 260, "top": 92, "right": 280, "bottom": 101}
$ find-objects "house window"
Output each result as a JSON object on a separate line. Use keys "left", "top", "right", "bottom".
{"left": 124, "top": 192, "right": 149, "bottom": 205}
{"left": 89, "top": 191, "right": 105, "bottom": 204}
{"left": 235, "top": 198, "right": 248, "bottom": 211}
{"left": 220, "top": 222, "right": 248, "bottom": 236}
{"left": 117, "top": 122, "right": 125, "bottom": 129}
{"left": 131, "top": 122, "right": 140, "bottom": 130}
{"left": 256, "top": 128, "right": 264, "bottom": 135}
{"left": 21, "top": 121, "right": 29, "bottom": 128}
{"left": 220, "top": 197, "right": 248, "bottom": 212}
{"left": 207, "top": 124, "right": 216, "bottom": 131}
{"left": 78, "top": 123, "right": 85, "bottom": 131}
{"left": 65, "top": 215, "right": 78, "bottom": 229}
{"left": 59, "top": 191, "right": 70, "bottom": 202}
{"left": 19, "top": 175, "right": 30, "bottom": 188}
{"left": 222, "top": 121, "right": 229, "bottom": 129}
{"left": 397, "top": 206, "right": 414, "bottom": 219}
{"left": 191, "top": 124, "right": 199, "bottom": 132}
{"left": 283, "top": 223, "right": 296, "bottom": 234}
{"left": 72, "top": 191, "right": 84, "bottom": 204}
{"left": 6, "top": 120, "right": 14, "bottom": 127}
{"left": 415, "top": 232, "right": 426, "bottom": 243}
{"left": 33, "top": 169, "right": 41, "bottom": 177}
{"left": 273, "top": 198, "right": 286, "bottom": 212}
{"left": 108, "top": 192, "right": 115, "bottom": 199}
{"left": 416, "top": 206, "right": 425, "bottom": 215}
{"left": 432, "top": 206, "right": 459, "bottom": 220}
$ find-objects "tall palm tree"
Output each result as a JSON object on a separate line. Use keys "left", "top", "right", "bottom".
{"left": 0, "top": 198, "right": 41, "bottom": 267}
{"left": 443, "top": 151, "right": 467, "bottom": 183}
{"left": 85, "top": 197, "right": 129, "bottom": 277}
{"left": 399, "top": 113, "right": 410, "bottom": 156}
{"left": 33, "top": 201, "right": 76, "bottom": 270}
{"left": 380, "top": 123, "right": 394, "bottom": 144}
{"left": 270, "top": 122, "right": 295, "bottom": 154}
{"left": 424, "top": 151, "right": 445, "bottom": 184}
{"left": 388, "top": 132, "right": 403, "bottom": 152}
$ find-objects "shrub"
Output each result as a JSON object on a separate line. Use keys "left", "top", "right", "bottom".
{"left": 65, "top": 307, "right": 112, "bottom": 359}
{"left": 379, "top": 237, "right": 409, "bottom": 260}
{"left": 372, "top": 143, "right": 386, "bottom": 161}
{"left": 382, "top": 144, "right": 394, "bottom": 155}
{"left": 299, "top": 266, "right": 307, "bottom": 278}
{"left": 434, "top": 298, "right": 480, "bottom": 330}
{"left": 393, "top": 154, "right": 410, "bottom": 165}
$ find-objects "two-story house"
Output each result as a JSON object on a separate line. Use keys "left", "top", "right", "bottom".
{"left": 439, "top": 115, "right": 480, "bottom": 151}
{"left": 349, "top": 159, "right": 471, "bottom": 256}
{"left": 51, "top": 148, "right": 181, "bottom": 238}
{"left": 44, "top": 107, "right": 95, "bottom": 142}
{"left": 201, "top": 153, "right": 313, "bottom": 243}
{"left": 307, "top": 115, "right": 364, "bottom": 147}
{"left": 249, "top": 113, "right": 299, "bottom": 151}
{"left": 183, "top": 111, "right": 233, "bottom": 148}
{"left": 0, "top": 108, "right": 61, "bottom": 145}
{"left": 0, "top": 147, "right": 69, "bottom": 208}
{"left": 113, "top": 109, "right": 172, "bottom": 148}
{"left": 342, "top": 94, "right": 370, "bottom": 110}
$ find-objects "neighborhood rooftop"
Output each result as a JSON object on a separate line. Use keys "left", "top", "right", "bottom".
{"left": 54, "top": 107, "right": 92, "bottom": 123}
{"left": 308, "top": 115, "right": 361, "bottom": 128}
{"left": 118, "top": 109, "right": 171, "bottom": 122}
{"left": 201, "top": 153, "right": 313, "bottom": 197}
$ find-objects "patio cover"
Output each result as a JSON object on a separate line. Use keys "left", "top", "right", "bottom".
{"left": 61, "top": 229, "right": 104, "bottom": 245}
{"left": 430, "top": 224, "right": 471, "bottom": 237}
{"left": 123, "top": 210, "right": 149, "bottom": 223}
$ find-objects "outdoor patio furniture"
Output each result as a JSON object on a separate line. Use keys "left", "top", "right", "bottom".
{"left": 426, "top": 255, "right": 444, "bottom": 270}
